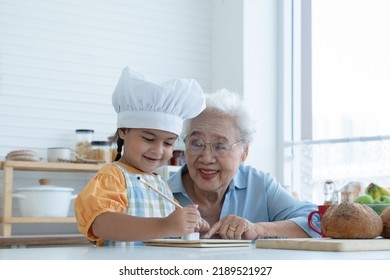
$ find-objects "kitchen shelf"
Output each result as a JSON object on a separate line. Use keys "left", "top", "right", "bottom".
{"left": 0, "top": 160, "right": 104, "bottom": 236}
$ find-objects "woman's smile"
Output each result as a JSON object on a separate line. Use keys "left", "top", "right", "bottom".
{"left": 199, "top": 168, "right": 219, "bottom": 179}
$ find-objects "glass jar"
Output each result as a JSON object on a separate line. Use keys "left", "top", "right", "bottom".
{"left": 75, "top": 129, "right": 94, "bottom": 159}
{"left": 169, "top": 150, "right": 185, "bottom": 166}
{"left": 169, "top": 138, "right": 186, "bottom": 166}
{"left": 107, "top": 134, "right": 118, "bottom": 162}
{"left": 323, "top": 180, "right": 337, "bottom": 205}
{"left": 88, "top": 141, "right": 111, "bottom": 163}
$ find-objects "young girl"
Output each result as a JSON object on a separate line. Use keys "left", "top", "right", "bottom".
{"left": 74, "top": 66, "right": 207, "bottom": 246}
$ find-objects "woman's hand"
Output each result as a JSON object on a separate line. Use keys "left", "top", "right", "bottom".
{"left": 202, "top": 215, "right": 262, "bottom": 240}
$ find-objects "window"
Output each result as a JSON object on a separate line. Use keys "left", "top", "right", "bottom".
{"left": 284, "top": 0, "right": 390, "bottom": 203}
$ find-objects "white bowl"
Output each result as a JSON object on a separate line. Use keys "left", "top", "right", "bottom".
{"left": 13, "top": 184, "right": 76, "bottom": 217}
{"left": 47, "top": 147, "right": 72, "bottom": 162}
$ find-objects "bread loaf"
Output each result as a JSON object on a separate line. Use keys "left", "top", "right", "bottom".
{"left": 321, "top": 202, "right": 383, "bottom": 239}
{"left": 380, "top": 206, "right": 390, "bottom": 238}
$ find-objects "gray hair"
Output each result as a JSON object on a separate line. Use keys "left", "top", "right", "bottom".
{"left": 181, "top": 88, "right": 256, "bottom": 144}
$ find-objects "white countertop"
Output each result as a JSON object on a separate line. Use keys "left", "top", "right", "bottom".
{"left": 1, "top": 243, "right": 389, "bottom": 260}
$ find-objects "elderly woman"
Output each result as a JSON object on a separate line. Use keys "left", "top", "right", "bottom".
{"left": 167, "top": 88, "right": 320, "bottom": 239}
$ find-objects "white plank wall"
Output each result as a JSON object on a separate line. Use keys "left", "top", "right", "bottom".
{"left": 0, "top": 0, "right": 212, "bottom": 234}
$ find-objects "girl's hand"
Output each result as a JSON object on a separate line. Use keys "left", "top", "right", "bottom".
{"left": 164, "top": 205, "right": 201, "bottom": 237}
{"left": 197, "top": 218, "right": 210, "bottom": 236}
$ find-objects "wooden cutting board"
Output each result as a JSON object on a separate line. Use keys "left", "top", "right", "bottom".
{"left": 255, "top": 237, "right": 390, "bottom": 252}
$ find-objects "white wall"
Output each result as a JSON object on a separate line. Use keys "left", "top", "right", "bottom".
{"left": 211, "top": 0, "right": 279, "bottom": 175}
{"left": 0, "top": 0, "right": 212, "bottom": 159}
{"left": 0, "top": 0, "right": 213, "bottom": 235}
{"left": 243, "top": 0, "right": 279, "bottom": 175}
{"left": 211, "top": 0, "right": 243, "bottom": 93}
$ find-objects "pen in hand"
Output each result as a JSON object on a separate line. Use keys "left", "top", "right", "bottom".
{"left": 137, "top": 176, "right": 183, "bottom": 209}
{"left": 137, "top": 176, "right": 206, "bottom": 234}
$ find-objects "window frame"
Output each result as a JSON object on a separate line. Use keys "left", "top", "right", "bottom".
{"left": 282, "top": 0, "right": 390, "bottom": 203}
{"left": 281, "top": 0, "right": 313, "bottom": 192}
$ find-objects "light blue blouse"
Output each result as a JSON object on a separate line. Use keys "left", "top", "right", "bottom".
{"left": 167, "top": 164, "right": 321, "bottom": 238}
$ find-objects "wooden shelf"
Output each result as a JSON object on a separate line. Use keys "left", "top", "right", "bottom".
{"left": 0, "top": 160, "right": 104, "bottom": 172}
{"left": 0, "top": 217, "right": 77, "bottom": 223}
{"left": 0, "top": 160, "right": 102, "bottom": 236}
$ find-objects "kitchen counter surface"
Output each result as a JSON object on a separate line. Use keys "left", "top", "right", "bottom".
{"left": 1, "top": 243, "right": 390, "bottom": 260}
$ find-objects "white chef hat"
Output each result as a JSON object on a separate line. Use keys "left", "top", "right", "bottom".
{"left": 112, "top": 66, "right": 205, "bottom": 135}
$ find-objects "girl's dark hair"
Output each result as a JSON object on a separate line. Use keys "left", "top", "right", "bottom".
{"left": 111, "top": 129, "right": 124, "bottom": 161}
{"left": 115, "top": 136, "right": 124, "bottom": 161}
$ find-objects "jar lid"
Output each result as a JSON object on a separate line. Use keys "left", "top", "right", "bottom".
{"left": 91, "top": 141, "right": 110, "bottom": 146}
{"left": 75, "top": 129, "right": 94, "bottom": 133}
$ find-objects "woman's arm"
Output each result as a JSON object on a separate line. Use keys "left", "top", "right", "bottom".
{"left": 251, "top": 220, "right": 310, "bottom": 238}
{"left": 203, "top": 216, "right": 310, "bottom": 240}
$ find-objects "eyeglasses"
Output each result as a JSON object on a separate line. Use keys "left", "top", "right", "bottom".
{"left": 184, "top": 136, "right": 243, "bottom": 157}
